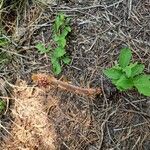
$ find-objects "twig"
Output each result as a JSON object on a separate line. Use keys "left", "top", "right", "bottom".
{"left": 0, "top": 48, "right": 31, "bottom": 59}
{"left": 113, "top": 122, "right": 149, "bottom": 132}
{"left": 98, "top": 110, "right": 116, "bottom": 149}
{"left": 128, "top": 0, "right": 133, "bottom": 18}
{"left": 131, "top": 136, "right": 141, "bottom": 150}
{"left": 0, "top": 121, "right": 12, "bottom": 136}
{"left": 32, "top": 73, "right": 101, "bottom": 96}
{"left": 57, "top": 0, "right": 123, "bottom": 11}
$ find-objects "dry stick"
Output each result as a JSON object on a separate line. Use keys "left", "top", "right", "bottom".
{"left": 32, "top": 74, "right": 101, "bottom": 96}
{"left": 49, "top": 77, "right": 101, "bottom": 95}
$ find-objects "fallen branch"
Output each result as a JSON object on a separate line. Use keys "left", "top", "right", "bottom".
{"left": 32, "top": 74, "right": 101, "bottom": 96}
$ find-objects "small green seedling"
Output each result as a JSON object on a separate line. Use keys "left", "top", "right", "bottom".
{"left": 35, "top": 43, "right": 51, "bottom": 54}
{"left": 103, "top": 48, "right": 150, "bottom": 96}
{"left": 35, "top": 13, "right": 71, "bottom": 75}
{"left": 0, "top": 99, "right": 6, "bottom": 113}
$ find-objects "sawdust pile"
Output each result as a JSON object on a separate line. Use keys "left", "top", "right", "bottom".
{"left": 2, "top": 81, "right": 57, "bottom": 150}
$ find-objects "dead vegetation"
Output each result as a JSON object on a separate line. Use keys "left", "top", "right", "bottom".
{"left": 0, "top": 0, "right": 150, "bottom": 150}
{"left": 32, "top": 73, "right": 101, "bottom": 95}
{"left": 1, "top": 80, "right": 57, "bottom": 150}
{"left": 1, "top": 75, "right": 100, "bottom": 149}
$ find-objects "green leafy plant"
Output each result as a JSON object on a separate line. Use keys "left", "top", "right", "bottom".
{"left": 0, "top": 99, "right": 6, "bottom": 113}
{"left": 35, "top": 43, "right": 51, "bottom": 54}
{"left": 35, "top": 13, "right": 71, "bottom": 75}
{"left": 51, "top": 13, "right": 71, "bottom": 75}
{"left": 103, "top": 48, "right": 150, "bottom": 96}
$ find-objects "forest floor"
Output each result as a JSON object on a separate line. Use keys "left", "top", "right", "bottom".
{"left": 0, "top": 0, "right": 150, "bottom": 149}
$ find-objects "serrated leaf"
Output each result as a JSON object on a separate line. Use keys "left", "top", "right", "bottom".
{"left": 35, "top": 43, "right": 50, "bottom": 54}
{"left": 119, "top": 48, "right": 132, "bottom": 68}
{"left": 116, "top": 75, "right": 134, "bottom": 90}
{"left": 113, "top": 64, "right": 122, "bottom": 70}
{"left": 123, "top": 62, "right": 142, "bottom": 78}
{"left": 62, "top": 56, "right": 71, "bottom": 64}
{"left": 129, "top": 62, "right": 138, "bottom": 68}
{"left": 61, "top": 30, "right": 69, "bottom": 38}
{"left": 103, "top": 68, "right": 123, "bottom": 80}
{"left": 133, "top": 75, "right": 150, "bottom": 96}
{"left": 53, "top": 34, "right": 59, "bottom": 42}
{"left": 51, "top": 57, "right": 62, "bottom": 75}
{"left": 57, "top": 37, "right": 66, "bottom": 48}
{"left": 53, "top": 47, "right": 66, "bottom": 58}
{"left": 131, "top": 64, "right": 144, "bottom": 77}
{"left": 61, "top": 26, "right": 71, "bottom": 37}
{"left": 54, "top": 14, "right": 65, "bottom": 32}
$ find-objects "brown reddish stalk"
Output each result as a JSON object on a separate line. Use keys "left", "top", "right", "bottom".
{"left": 32, "top": 74, "right": 101, "bottom": 96}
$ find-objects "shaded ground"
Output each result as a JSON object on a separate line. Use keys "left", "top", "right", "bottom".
{"left": 0, "top": 0, "right": 150, "bottom": 149}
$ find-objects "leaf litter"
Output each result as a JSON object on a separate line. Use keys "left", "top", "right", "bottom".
{"left": 0, "top": 0, "right": 150, "bottom": 149}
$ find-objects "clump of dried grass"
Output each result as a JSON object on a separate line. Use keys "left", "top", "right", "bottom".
{"left": 2, "top": 80, "right": 57, "bottom": 150}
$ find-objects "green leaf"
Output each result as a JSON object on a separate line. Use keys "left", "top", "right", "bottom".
{"left": 123, "top": 62, "right": 143, "bottom": 78}
{"left": 51, "top": 57, "right": 62, "bottom": 75}
{"left": 35, "top": 43, "right": 50, "bottom": 54}
{"left": 103, "top": 68, "right": 123, "bottom": 80}
{"left": 116, "top": 75, "right": 134, "bottom": 90}
{"left": 65, "top": 26, "right": 71, "bottom": 32}
{"left": 59, "top": 13, "right": 65, "bottom": 21}
{"left": 61, "top": 28, "right": 69, "bottom": 37}
{"left": 0, "top": 37, "right": 8, "bottom": 47}
{"left": 133, "top": 75, "right": 150, "bottom": 96}
{"left": 112, "top": 79, "right": 118, "bottom": 85}
{"left": 61, "top": 26, "right": 71, "bottom": 38}
{"left": 62, "top": 56, "right": 71, "bottom": 64}
{"left": 0, "top": 100, "right": 5, "bottom": 112}
{"left": 54, "top": 13, "right": 65, "bottom": 32}
{"left": 53, "top": 34, "right": 59, "bottom": 42}
{"left": 131, "top": 64, "right": 144, "bottom": 77}
{"left": 119, "top": 48, "right": 132, "bottom": 68}
{"left": 53, "top": 47, "right": 66, "bottom": 58}
{"left": 55, "top": 17, "right": 62, "bottom": 32}
{"left": 51, "top": 13, "right": 71, "bottom": 75}
{"left": 54, "top": 35, "right": 66, "bottom": 47}
{"left": 113, "top": 64, "right": 122, "bottom": 70}
{"left": 57, "top": 37, "right": 66, "bottom": 48}
{"left": 124, "top": 66, "right": 132, "bottom": 78}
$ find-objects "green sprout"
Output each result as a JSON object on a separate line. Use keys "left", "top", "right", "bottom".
{"left": 103, "top": 48, "right": 150, "bottom": 96}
